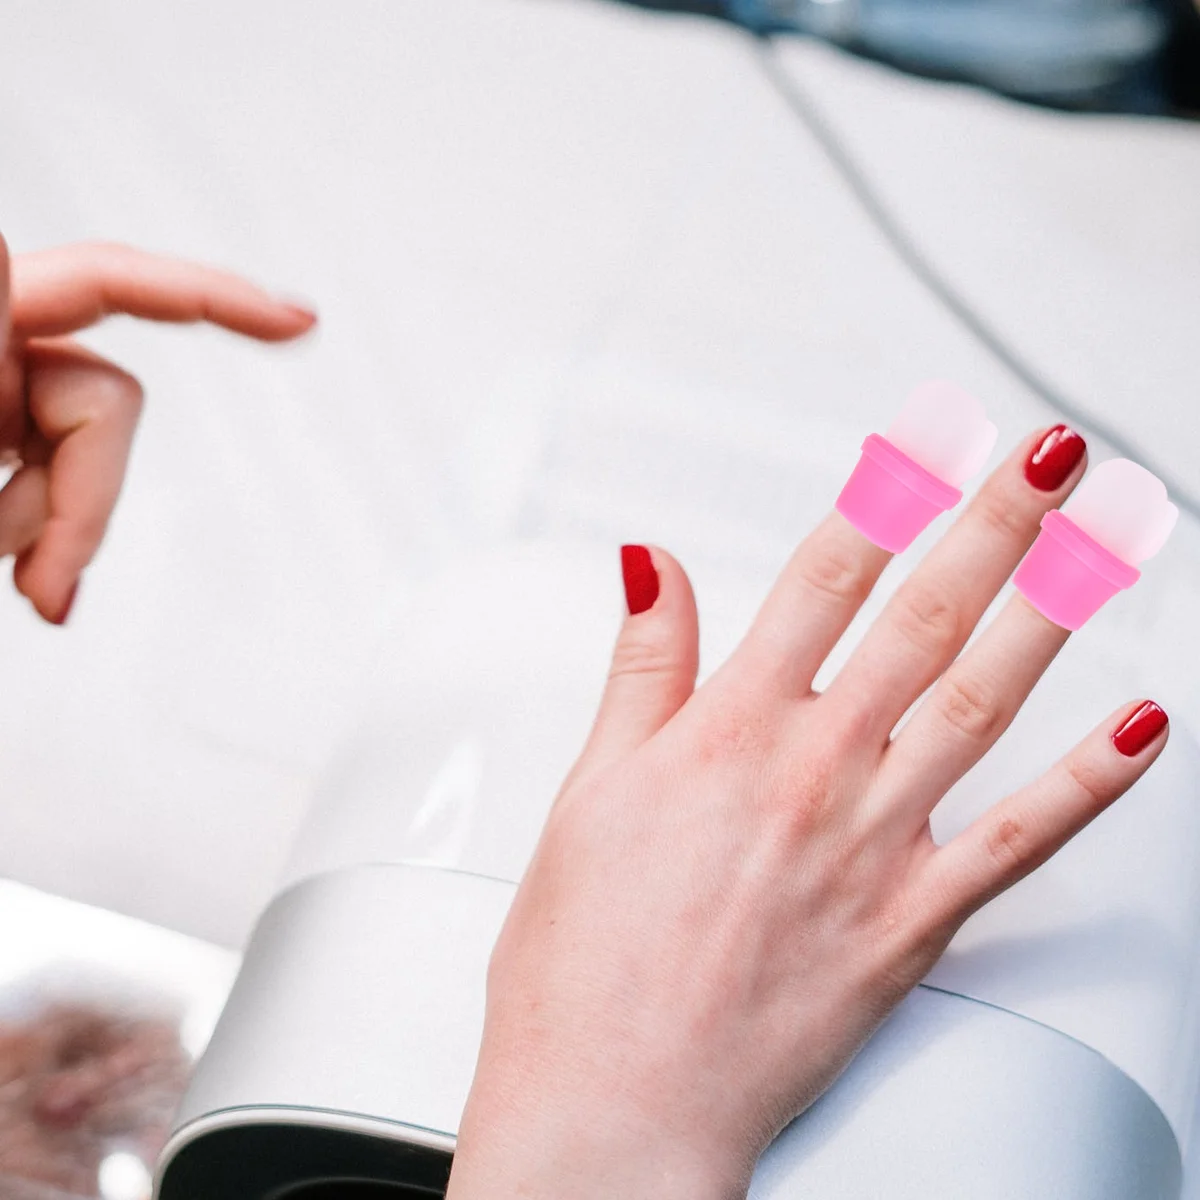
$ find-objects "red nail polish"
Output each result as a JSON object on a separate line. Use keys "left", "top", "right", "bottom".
{"left": 52, "top": 581, "right": 78, "bottom": 626}
{"left": 620, "top": 545, "right": 659, "bottom": 615}
{"left": 1025, "top": 424, "right": 1086, "bottom": 491}
{"left": 1112, "top": 701, "right": 1168, "bottom": 757}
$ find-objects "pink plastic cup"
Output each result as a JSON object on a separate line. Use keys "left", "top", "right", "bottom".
{"left": 1013, "top": 510, "right": 1140, "bottom": 631}
{"left": 836, "top": 433, "right": 963, "bottom": 553}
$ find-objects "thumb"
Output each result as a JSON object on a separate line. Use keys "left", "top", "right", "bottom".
{"left": 571, "top": 544, "right": 699, "bottom": 781}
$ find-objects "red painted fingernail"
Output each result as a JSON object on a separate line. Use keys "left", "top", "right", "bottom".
{"left": 1112, "top": 701, "right": 1168, "bottom": 757}
{"left": 52, "top": 581, "right": 78, "bottom": 626}
{"left": 1024, "top": 424, "right": 1086, "bottom": 491}
{"left": 620, "top": 545, "right": 659, "bottom": 615}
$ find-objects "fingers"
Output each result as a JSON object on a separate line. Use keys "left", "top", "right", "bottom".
{"left": 922, "top": 700, "right": 1169, "bottom": 922}
{"left": 874, "top": 595, "right": 1069, "bottom": 821}
{"left": 824, "top": 426, "right": 1086, "bottom": 741}
{"left": 10, "top": 242, "right": 316, "bottom": 342}
{"left": 0, "top": 238, "right": 315, "bottom": 623}
{"left": 735, "top": 513, "right": 892, "bottom": 695}
{"left": 0, "top": 465, "right": 49, "bottom": 560}
{"left": 11, "top": 339, "right": 144, "bottom": 622}
{"left": 0, "top": 236, "right": 27, "bottom": 435}
{"left": 570, "top": 546, "right": 700, "bottom": 781}
{"left": 0, "top": 234, "right": 10, "bottom": 360}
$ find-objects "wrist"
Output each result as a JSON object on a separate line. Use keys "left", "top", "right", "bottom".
{"left": 446, "top": 1065, "right": 749, "bottom": 1200}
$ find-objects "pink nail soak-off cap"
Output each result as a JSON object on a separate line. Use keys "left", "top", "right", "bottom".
{"left": 1014, "top": 458, "right": 1179, "bottom": 630}
{"left": 836, "top": 382, "right": 998, "bottom": 552}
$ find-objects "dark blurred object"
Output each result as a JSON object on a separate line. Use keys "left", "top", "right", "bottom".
{"left": 622, "top": 0, "right": 1200, "bottom": 114}
{"left": 626, "top": 0, "right": 727, "bottom": 10}
{"left": 0, "top": 1004, "right": 190, "bottom": 1199}
{"left": 1163, "top": 0, "right": 1200, "bottom": 111}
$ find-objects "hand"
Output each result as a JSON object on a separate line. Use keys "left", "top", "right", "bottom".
{"left": 447, "top": 427, "right": 1170, "bottom": 1200}
{"left": 0, "top": 235, "right": 316, "bottom": 623}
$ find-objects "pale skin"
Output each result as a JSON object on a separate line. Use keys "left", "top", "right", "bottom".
{"left": 0, "top": 236, "right": 1169, "bottom": 1198}
{"left": 446, "top": 437, "right": 1169, "bottom": 1197}
{"left": 0, "top": 234, "right": 315, "bottom": 624}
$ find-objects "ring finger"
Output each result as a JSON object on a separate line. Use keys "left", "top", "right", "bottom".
{"left": 873, "top": 593, "right": 1068, "bottom": 823}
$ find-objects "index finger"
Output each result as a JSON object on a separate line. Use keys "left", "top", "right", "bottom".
{"left": 9, "top": 241, "right": 316, "bottom": 341}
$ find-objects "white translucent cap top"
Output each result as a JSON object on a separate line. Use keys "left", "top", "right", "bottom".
{"left": 1063, "top": 458, "right": 1179, "bottom": 565}
{"left": 885, "top": 381, "right": 999, "bottom": 487}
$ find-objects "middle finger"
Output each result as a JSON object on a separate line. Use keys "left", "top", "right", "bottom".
{"left": 822, "top": 424, "right": 1086, "bottom": 742}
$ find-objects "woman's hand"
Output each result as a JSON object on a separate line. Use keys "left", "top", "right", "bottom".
{"left": 447, "top": 426, "right": 1170, "bottom": 1200}
{"left": 0, "top": 235, "right": 315, "bottom": 623}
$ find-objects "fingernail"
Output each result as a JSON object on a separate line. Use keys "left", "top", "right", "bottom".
{"left": 1025, "top": 424, "right": 1086, "bottom": 491}
{"left": 1112, "top": 700, "right": 1168, "bottom": 757}
{"left": 620, "top": 544, "right": 659, "bottom": 615}
{"left": 52, "top": 581, "right": 78, "bottom": 626}
{"left": 280, "top": 300, "right": 318, "bottom": 324}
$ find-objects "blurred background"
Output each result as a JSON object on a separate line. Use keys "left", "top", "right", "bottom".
{"left": 0, "top": 1, "right": 1197, "bottom": 1196}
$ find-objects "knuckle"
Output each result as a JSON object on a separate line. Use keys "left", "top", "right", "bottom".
{"left": 873, "top": 929, "right": 936, "bottom": 997}
{"left": 890, "top": 582, "right": 961, "bottom": 658}
{"left": 983, "top": 813, "right": 1037, "bottom": 880}
{"left": 765, "top": 783, "right": 827, "bottom": 850}
{"left": 796, "top": 539, "right": 872, "bottom": 607}
{"left": 970, "top": 487, "right": 1029, "bottom": 540}
{"left": 1063, "top": 757, "right": 1110, "bottom": 811}
{"left": 838, "top": 881, "right": 950, "bottom": 1004}
{"left": 935, "top": 670, "right": 1003, "bottom": 743}
{"left": 608, "top": 634, "right": 683, "bottom": 683}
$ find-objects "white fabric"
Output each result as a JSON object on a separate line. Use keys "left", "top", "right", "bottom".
{"left": 0, "top": 0, "right": 1198, "bottom": 1150}
{"left": 0, "top": 0, "right": 1194, "bottom": 934}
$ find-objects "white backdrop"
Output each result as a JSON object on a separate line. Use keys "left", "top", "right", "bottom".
{"left": 0, "top": 0, "right": 1194, "bottom": 950}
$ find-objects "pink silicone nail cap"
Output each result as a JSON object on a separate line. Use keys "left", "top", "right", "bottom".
{"left": 836, "top": 383, "right": 996, "bottom": 552}
{"left": 836, "top": 434, "right": 962, "bottom": 553}
{"left": 1014, "top": 458, "right": 1176, "bottom": 630}
{"left": 885, "top": 381, "right": 999, "bottom": 487}
{"left": 1013, "top": 511, "right": 1139, "bottom": 630}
